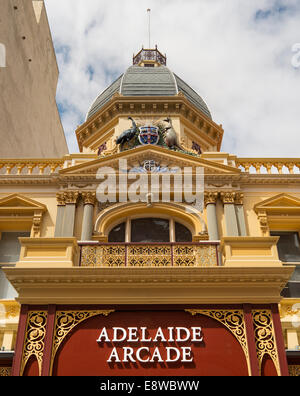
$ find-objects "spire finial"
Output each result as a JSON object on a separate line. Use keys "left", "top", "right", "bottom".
{"left": 147, "top": 8, "right": 151, "bottom": 48}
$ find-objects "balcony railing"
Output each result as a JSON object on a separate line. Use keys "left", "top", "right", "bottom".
{"left": 236, "top": 158, "right": 300, "bottom": 174}
{"left": 79, "top": 242, "right": 220, "bottom": 268}
{"left": 0, "top": 159, "right": 64, "bottom": 175}
{"left": 133, "top": 47, "right": 167, "bottom": 66}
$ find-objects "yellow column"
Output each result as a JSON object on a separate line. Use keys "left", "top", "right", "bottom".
{"left": 220, "top": 192, "right": 239, "bottom": 237}
{"left": 81, "top": 192, "right": 96, "bottom": 241}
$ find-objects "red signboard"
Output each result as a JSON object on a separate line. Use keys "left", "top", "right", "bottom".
{"left": 52, "top": 310, "right": 248, "bottom": 376}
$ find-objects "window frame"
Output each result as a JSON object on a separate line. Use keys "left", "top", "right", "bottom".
{"left": 270, "top": 230, "right": 300, "bottom": 263}
{"left": 107, "top": 215, "right": 193, "bottom": 243}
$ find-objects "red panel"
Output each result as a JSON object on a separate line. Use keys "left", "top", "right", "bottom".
{"left": 243, "top": 304, "right": 259, "bottom": 376}
{"left": 271, "top": 304, "right": 289, "bottom": 376}
{"left": 53, "top": 310, "right": 248, "bottom": 376}
{"left": 41, "top": 305, "right": 56, "bottom": 376}
{"left": 23, "top": 356, "right": 39, "bottom": 377}
{"left": 261, "top": 355, "right": 278, "bottom": 377}
{"left": 11, "top": 304, "right": 28, "bottom": 376}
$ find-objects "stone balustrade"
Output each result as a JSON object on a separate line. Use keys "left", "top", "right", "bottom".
{"left": 0, "top": 159, "right": 64, "bottom": 175}
{"left": 236, "top": 158, "right": 300, "bottom": 174}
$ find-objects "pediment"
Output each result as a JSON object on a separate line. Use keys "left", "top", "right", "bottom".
{"left": 59, "top": 146, "right": 240, "bottom": 177}
{"left": 0, "top": 194, "right": 46, "bottom": 213}
{"left": 254, "top": 193, "right": 300, "bottom": 214}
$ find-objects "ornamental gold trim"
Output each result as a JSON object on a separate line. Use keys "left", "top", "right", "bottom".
{"left": 204, "top": 191, "right": 218, "bottom": 207}
{"left": 252, "top": 310, "right": 281, "bottom": 376}
{"left": 0, "top": 367, "right": 11, "bottom": 376}
{"left": 288, "top": 365, "right": 300, "bottom": 376}
{"left": 220, "top": 191, "right": 236, "bottom": 205}
{"left": 50, "top": 310, "right": 115, "bottom": 374}
{"left": 81, "top": 191, "right": 97, "bottom": 206}
{"left": 185, "top": 309, "right": 251, "bottom": 375}
{"left": 20, "top": 311, "right": 48, "bottom": 376}
{"left": 0, "top": 300, "right": 20, "bottom": 319}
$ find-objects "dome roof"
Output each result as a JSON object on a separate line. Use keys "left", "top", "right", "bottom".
{"left": 86, "top": 65, "right": 212, "bottom": 121}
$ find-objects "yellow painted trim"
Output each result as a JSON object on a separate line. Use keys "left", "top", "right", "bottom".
{"left": 254, "top": 193, "right": 300, "bottom": 214}
{"left": 16, "top": 238, "right": 79, "bottom": 268}
{"left": 3, "top": 266, "right": 294, "bottom": 305}
{"left": 220, "top": 237, "right": 284, "bottom": 267}
{"left": 59, "top": 144, "right": 240, "bottom": 175}
{"left": 94, "top": 201, "right": 206, "bottom": 237}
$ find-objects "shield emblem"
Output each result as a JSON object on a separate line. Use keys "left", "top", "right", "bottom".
{"left": 138, "top": 125, "right": 159, "bottom": 145}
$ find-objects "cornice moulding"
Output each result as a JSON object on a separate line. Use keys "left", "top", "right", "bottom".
{"left": 3, "top": 266, "right": 294, "bottom": 305}
{"left": 75, "top": 95, "right": 224, "bottom": 152}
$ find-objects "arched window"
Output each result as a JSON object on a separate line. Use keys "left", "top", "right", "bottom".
{"left": 131, "top": 218, "right": 169, "bottom": 243}
{"left": 108, "top": 222, "right": 126, "bottom": 242}
{"left": 108, "top": 218, "right": 192, "bottom": 243}
{"left": 175, "top": 222, "right": 192, "bottom": 242}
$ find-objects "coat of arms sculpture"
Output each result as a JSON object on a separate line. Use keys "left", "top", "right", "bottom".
{"left": 138, "top": 126, "right": 160, "bottom": 146}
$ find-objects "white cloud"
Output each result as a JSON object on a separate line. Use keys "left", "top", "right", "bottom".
{"left": 44, "top": 0, "right": 300, "bottom": 157}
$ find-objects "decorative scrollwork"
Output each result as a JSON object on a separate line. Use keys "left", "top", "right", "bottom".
{"left": 21, "top": 311, "right": 48, "bottom": 376}
{"left": 128, "top": 245, "right": 172, "bottom": 267}
{"left": 186, "top": 309, "right": 250, "bottom": 374}
{"left": 80, "top": 244, "right": 218, "bottom": 268}
{"left": 81, "top": 245, "right": 126, "bottom": 267}
{"left": 252, "top": 310, "right": 280, "bottom": 376}
{"left": 288, "top": 365, "right": 300, "bottom": 376}
{"left": 173, "top": 245, "right": 217, "bottom": 267}
{"left": 0, "top": 367, "right": 11, "bottom": 376}
{"left": 50, "top": 310, "right": 115, "bottom": 374}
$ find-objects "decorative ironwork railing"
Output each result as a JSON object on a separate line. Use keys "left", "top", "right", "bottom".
{"left": 133, "top": 48, "right": 167, "bottom": 66}
{"left": 79, "top": 242, "right": 220, "bottom": 268}
{"left": 236, "top": 158, "right": 300, "bottom": 175}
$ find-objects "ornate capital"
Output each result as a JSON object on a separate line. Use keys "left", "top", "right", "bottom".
{"left": 56, "top": 192, "right": 66, "bottom": 206}
{"left": 204, "top": 191, "right": 219, "bottom": 207}
{"left": 220, "top": 191, "right": 236, "bottom": 205}
{"left": 82, "top": 191, "right": 97, "bottom": 206}
{"left": 63, "top": 191, "right": 79, "bottom": 205}
{"left": 235, "top": 192, "right": 244, "bottom": 205}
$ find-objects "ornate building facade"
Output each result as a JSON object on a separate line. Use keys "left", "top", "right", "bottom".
{"left": 0, "top": 14, "right": 300, "bottom": 376}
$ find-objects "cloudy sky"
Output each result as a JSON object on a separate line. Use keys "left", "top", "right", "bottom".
{"left": 44, "top": 0, "right": 300, "bottom": 157}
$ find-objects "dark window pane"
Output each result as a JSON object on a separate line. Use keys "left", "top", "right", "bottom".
{"left": 108, "top": 223, "right": 125, "bottom": 242}
{"left": 271, "top": 232, "right": 300, "bottom": 262}
{"left": 281, "top": 267, "right": 300, "bottom": 297}
{"left": 131, "top": 218, "right": 169, "bottom": 243}
{"left": 175, "top": 222, "right": 192, "bottom": 242}
{"left": 281, "top": 281, "right": 300, "bottom": 298}
{"left": 0, "top": 232, "right": 30, "bottom": 263}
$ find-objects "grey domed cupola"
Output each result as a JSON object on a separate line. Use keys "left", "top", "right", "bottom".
{"left": 85, "top": 47, "right": 212, "bottom": 121}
